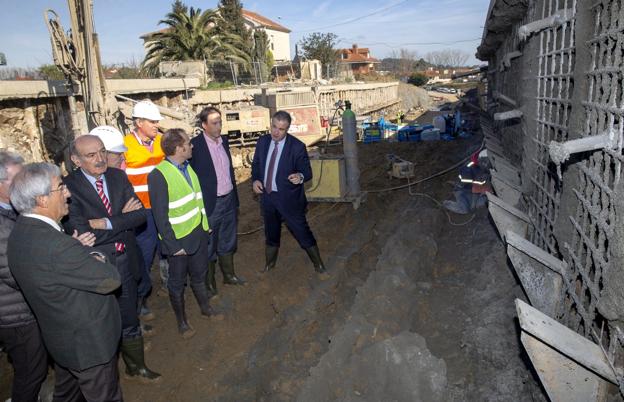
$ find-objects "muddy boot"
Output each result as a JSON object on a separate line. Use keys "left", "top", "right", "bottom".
{"left": 219, "top": 253, "right": 245, "bottom": 285}
{"left": 191, "top": 283, "right": 220, "bottom": 319}
{"left": 206, "top": 260, "right": 218, "bottom": 296}
{"left": 120, "top": 337, "right": 162, "bottom": 383}
{"left": 304, "top": 245, "right": 330, "bottom": 280}
{"left": 264, "top": 246, "right": 279, "bottom": 272}
{"left": 169, "top": 294, "right": 195, "bottom": 339}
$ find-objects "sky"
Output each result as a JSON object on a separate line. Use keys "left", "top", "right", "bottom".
{"left": 0, "top": 0, "right": 490, "bottom": 68}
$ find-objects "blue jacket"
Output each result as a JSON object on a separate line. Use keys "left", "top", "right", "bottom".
{"left": 251, "top": 134, "right": 312, "bottom": 214}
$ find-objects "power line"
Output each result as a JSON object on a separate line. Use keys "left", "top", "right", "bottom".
{"left": 336, "top": 37, "right": 482, "bottom": 50}
{"left": 292, "top": 0, "right": 408, "bottom": 33}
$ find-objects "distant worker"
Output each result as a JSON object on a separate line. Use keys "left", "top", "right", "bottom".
{"left": 148, "top": 129, "right": 218, "bottom": 339}
{"left": 443, "top": 150, "right": 491, "bottom": 214}
{"left": 190, "top": 107, "right": 244, "bottom": 298}
{"left": 90, "top": 125, "right": 128, "bottom": 169}
{"left": 124, "top": 100, "right": 166, "bottom": 321}
{"left": 0, "top": 151, "right": 48, "bottom": 402}
{"left": 251, "top": 111, "right": 329, "bottom": 279}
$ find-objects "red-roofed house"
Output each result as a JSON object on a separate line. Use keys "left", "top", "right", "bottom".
{"left": 140, "top": 9, "right": 291, "bottom": 62}
{"left": 337, "top": 44, "right": 380, "bottom": 76}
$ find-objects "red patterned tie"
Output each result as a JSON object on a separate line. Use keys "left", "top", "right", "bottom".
{"left": 95, "top": 179, "right": 125, "bottom": 253}
{"left": 265, "top": 141, "right": 279, "bottom": 193}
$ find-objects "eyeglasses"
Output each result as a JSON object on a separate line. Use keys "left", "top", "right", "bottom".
{"left": 49, "top": 183, "right": 68, "bottom": 193}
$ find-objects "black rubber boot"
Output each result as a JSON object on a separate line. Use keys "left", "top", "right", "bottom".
{"left": 264, "top": 246, "right": 279, "bottom": 272}
{"left": 304, "top": 245, "right": 330, "bottom": 279}
{"left": 120, "top": 337, "right": 162, "bottom": 383}
{"left": 206, "top": 260, "right": 218, "bottom": 296}
{"left": 168, "top": 294, "right": 195, "bottom": 339}
{"left": 219, "top": 253, "right": 245, "bottom": 285}
{"left": 191, "top": 283, "right": 217, "bottom": 319}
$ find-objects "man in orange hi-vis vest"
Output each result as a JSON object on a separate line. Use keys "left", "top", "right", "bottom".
{"left": 124, "top": 100, "right": 165, "bottom": 322}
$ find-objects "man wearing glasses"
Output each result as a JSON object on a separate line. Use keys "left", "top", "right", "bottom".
{"left": 8, "top": 162, "right": 123, "bottom": 401}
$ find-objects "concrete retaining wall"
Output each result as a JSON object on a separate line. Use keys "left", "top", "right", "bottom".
{"left": 0, "top": 80, "right": 400, "bottom": 162}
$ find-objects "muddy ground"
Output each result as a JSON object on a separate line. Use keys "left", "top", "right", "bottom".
{"left": 0, "top": 105, "right": 546, "bottom": 401}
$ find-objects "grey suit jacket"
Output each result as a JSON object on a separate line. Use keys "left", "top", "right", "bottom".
{"left": 7, "top": 216, "right": 121, "bottom": 371}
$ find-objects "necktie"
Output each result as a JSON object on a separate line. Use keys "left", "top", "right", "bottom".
{"left": 95, "top": 179, "right": 125, "bottom": 253}
{"left": 265, "top": 141, "right": 279, "bottom": 193}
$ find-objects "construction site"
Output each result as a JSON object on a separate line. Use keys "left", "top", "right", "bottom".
{"left": 3, "top": 0, "right": 624, "bottom": 401}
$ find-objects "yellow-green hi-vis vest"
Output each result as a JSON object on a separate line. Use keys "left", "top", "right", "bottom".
{"left": 155, "top": 161, "right": 209, "bottom": 239}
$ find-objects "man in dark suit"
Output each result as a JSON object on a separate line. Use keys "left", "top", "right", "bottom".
{"left": 149, "top": 128, "right": 219, "bottom": 339}
{"left": 190, "top": 107, "right": 244, "bottom": 296}
{"left": 8, "top": 162, "right": 123, "bottom": 402}
{"left": 63, "top": 135, "right": 161, "bottom": 383}
{"left": 251, "top": 110, "right": 329, "bottom": 279}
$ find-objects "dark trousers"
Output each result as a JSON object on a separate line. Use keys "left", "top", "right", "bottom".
{"left": 262, "top": 192, "right": 316, "bottom": 249}
{"left": 115, "top": 252, "right": 140, "bottom": 339}
{"left": 0, "top": 321, "right": 48, "bottom": 402}
{"left": 166, "top": 235, "right": 209, "bottom": 298}
{"left": 52, "top": 357, "right": 122, "bottom": 402}
{"left": 136, "top": 209, "right": 158, "bottom": 298}
{"left": 207, "top": 191, "right": 238, "bottom": 261}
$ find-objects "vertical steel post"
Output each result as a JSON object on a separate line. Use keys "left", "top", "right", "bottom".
{"left": 342, "top": 100, "right": 360, "bottom": 197}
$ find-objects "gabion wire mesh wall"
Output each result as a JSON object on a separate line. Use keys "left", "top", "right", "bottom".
{"left": 484, "top": 0, "right": 624, "bottom": 394}
{"left": 562, "top": 0, "right": 624, "bottom": 383}
{"left": 528, "top": 0, "right": 576, "bottom": 256}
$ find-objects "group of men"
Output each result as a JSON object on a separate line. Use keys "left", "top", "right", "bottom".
{"left": 0, "top": 101, "right": 328, "bottom": 401}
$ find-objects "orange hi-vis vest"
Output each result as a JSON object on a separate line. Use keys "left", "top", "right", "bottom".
{"left": 124, "top": 133, "right": 165, "bottom": 209}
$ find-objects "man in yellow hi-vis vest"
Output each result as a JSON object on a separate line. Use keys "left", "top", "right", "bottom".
{"left": 148, "top": 129, "right": 220, "bottom": 339}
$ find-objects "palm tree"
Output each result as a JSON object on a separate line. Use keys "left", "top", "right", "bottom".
{"left": 141, "top": 4, "right": 251, "bottom": 75}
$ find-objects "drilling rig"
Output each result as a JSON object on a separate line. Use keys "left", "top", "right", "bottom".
{"left": 44, "top": 0, "right": 195, "bottom": 137}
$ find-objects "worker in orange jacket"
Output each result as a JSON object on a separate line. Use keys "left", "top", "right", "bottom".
{"left": 124, "top": 100, "right": 165, "bottom": 321}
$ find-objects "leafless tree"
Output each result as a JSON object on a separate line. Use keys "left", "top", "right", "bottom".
{"left": 425, "top": 49, "right": 470, "bottom": 67}
{"left": 389, "top": 48, "right": 418, "bottom": 77}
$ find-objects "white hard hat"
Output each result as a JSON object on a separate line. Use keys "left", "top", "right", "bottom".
{"left": 132, "top": 100, "right": 163, "bottom": 121}
{"left": 89, "top": 126, "right": 128, "bottom": 153}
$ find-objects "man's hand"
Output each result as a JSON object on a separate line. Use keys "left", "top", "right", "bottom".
{"left": 72, "top": 230, "right": 96, "bottom": 247}
{"left": 122, "top": 197, "right": 142, "bottom": 213}
{"left": 174, "top": 248, "right": 187, "bottom": 256}
{"left": 288, "top": 173, "right": 304, "bottom": 185}
{"left": 88, "top": 218, "right": 108, "bottom": 230}
{"left": 252, "top": 180, "right": 264, "bottom": 194}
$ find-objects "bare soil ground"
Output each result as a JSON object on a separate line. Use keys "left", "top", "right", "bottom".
{"left": 0, "top": 101, "right": 546, "bottom": 401}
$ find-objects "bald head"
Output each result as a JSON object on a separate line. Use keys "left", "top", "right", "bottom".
{"left": 70, "top": 135, "right": 108, "bottom": 178}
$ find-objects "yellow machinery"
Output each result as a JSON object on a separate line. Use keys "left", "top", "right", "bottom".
{"left": 305, "top": 156, "right": 347, "bottom": 200}
{"left": 221, "top": 106, "right": 270, "bottom": 147}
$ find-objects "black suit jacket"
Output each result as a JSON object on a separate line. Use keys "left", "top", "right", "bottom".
{"left": 62, "top": 168, "right": 146, "bottom": 279}
{"left": 148, "top": 164, "right": 206, "bottom": 256}
{"left": 189, "top": 133, "right": 239, "bottom": 217}
{"left": 251, "top": 134, "right": 312, "bottom": 214}
{"left": 8, "top": 216, "right": 121, "bottom": 371}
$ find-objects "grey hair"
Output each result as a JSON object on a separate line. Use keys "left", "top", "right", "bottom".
{"left": 10, "top": 163, "right": 60, "bottom": 214}
{"left": 0, "top": 150, "right": 24, "bottom": 181}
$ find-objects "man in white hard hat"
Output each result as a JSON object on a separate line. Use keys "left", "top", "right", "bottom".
{"left": 124, "top": 100, "right": 166, "bottom": 322}
{"left": 90, "top": 125, "right": 128, "bottom": 169}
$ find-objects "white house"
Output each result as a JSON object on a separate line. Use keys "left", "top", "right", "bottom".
{"left": 140, "top": 9, "right": 291, "bottom": 63}
{"left": 241, "top": 10, "right": 291, "bottom": 62}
